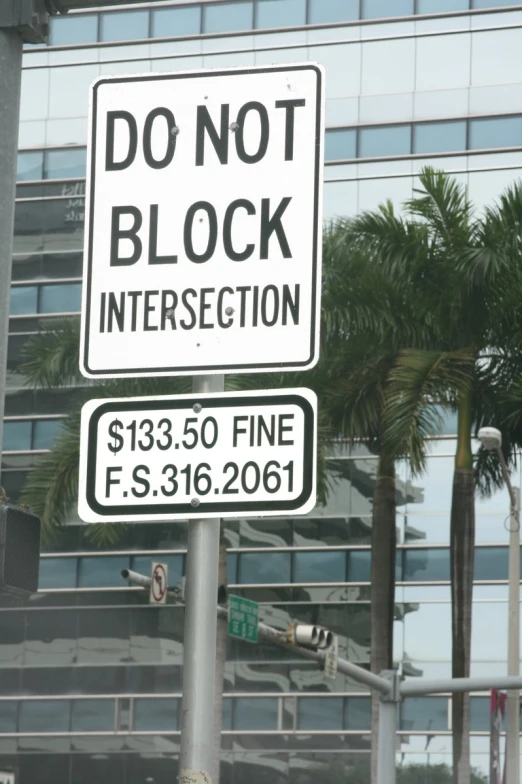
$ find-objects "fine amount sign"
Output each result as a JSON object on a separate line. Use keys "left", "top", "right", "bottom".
{"left": 80, "top": 63, "right": 324, "bottom": 378}
{"left": 78, "top": 389, "right": 317, "bottom": 522}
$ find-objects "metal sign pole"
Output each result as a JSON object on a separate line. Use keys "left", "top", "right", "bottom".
{"left": 179, "top": 374, "right": 224, "bottom": 784}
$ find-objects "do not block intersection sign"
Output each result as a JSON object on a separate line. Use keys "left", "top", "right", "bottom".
{"left": 80, "top": 63, "right": 325, "bottom": 378}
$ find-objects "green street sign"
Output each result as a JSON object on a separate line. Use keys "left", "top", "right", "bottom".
{"left": 228, "top": 595, "right": 259, "bottom": 643}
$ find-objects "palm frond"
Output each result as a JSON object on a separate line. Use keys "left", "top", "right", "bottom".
{"left": 20, "top": 318, "right": 82, "bottom": 388}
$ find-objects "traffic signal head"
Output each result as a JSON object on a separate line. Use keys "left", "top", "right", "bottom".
{"left": 0, "top": 504, "right": 41, "bottom": 599}
{"left": 290, "top": 623, "right": 333, "bottom": 650}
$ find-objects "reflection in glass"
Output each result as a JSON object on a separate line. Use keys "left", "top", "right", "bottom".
{"left": 401, "top": 697, "right": 448, "bottom": 730}
{"left": 0, "top": 702, "right": 17, "bottom": 732}
{"left": 298, "top": 696, "right": 343, "bottom": 729}
{"left": 152, "top": 6, "right": 201, "bottom": 38}
{"left": 33, "top": 419, "right": 64, "bottom": 450}
{"left": 78, "top": 556, "right": 130, "bottom": 588}
{"left": 294, "top": 550, "right": 346, "bottom": 583}
{"left": 204, "top": 2, "right": 253, "bottom": 33}
{"left": 403, "top": 549, "right": 450, "bottom": 581}
{"left": 233, "top": 697, "right": 279, "bottom": 729}
{"left": 256, "top": 0, "right": 306, "bottom": 28}
{"left": 2, "top": 421, "right": 32, "bottom": 452}
{"left": 325, "top": 129, "right": 357, "bottom": 160}
{"left": 39, "top": 283, "right": 82, "bottom": 314}
{"left": 418, "top": 0, "right": 468, "bottom": 9}
{"left": 19, "top": 700, "right": 70, "bottom": 732}
{"left": 133, "top": 697, "right": 179, "bottom": 731}
{"left": 238, "top": 552, "right": 291, "bottom": 583}
{"left": 10, "top": 286, "right": 37, "bottom": 316}
{"left": 474, "top": 547, "right": 508, "bottom": 580}
{"left": 414, "top": 121, "right": 467, "bottom": 154}
{"left": 469, "top": 116, "right": 522, "bottom": 150}
{"left": 309, "top": 0, "right": 359, "bottom": 23}
{"left": 362, "top": 0, "right": 414, "bottom": 18}
{"left": 17, "top": 151, "right": 43, "bottom": 182}
{"left": 71, "top": 698, "right": 115, "bottom": 731}
{"left": 348, "top": 550, "right": 371, "bottom": 582}
{"left": 359, "top": 125, "right": 411, "bottom": 158}
{"left": 346, "top": 696, "right": 371, "bottom": 729}
{"left": 44, "top": 148, "right": 86, "bottom": 180}
{"left": 39, "top": 557, "right": 77, "bottom": 589}
{"left": 50, "top": 14, "right": 98, "bottom": 46}
{"left": 100, "top": 10, "right": 149, "bottom": 42}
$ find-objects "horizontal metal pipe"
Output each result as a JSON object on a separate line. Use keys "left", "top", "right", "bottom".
{"left": 401, "top": 675, "right": 522, "bottom": 697}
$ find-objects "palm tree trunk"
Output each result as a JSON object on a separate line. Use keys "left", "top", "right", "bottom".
{"left": 370, "top": 455, "right": 396, "bottom": 784}
{"left": 451, "top": 393, "right": 475, "bottom": 784}
{"left": 212, "top": 523, "right": 228, "bottom": 784}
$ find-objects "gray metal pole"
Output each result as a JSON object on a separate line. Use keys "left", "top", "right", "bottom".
{"left": 505, "top": 486, "right": 520, "bottom": 784}
{"left": 376, "top": 671, "right": 398, "bottom": 784}
{"left": 179, "top": 374, "right": 224, "bottom": 784}
{"left": 0, "top": 28, "right": 23, "bottom": 490}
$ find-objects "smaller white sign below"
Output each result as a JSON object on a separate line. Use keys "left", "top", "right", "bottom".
{"left": 150, "top": 562, "right": 168, "bottom": 605}
{"left": 78, "top": 388, "right": 316, "bottom": 522}
{"left": 324, "top": 635, "right": 338, "bottom": 681}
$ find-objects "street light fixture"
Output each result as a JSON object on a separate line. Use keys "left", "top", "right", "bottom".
{"left": 478, "top": 426, "right": 520, "bottom": 784}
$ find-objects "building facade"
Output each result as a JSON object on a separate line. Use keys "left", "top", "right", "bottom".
{"left": 3, "top": 0, "right": 522, "bottom": 781}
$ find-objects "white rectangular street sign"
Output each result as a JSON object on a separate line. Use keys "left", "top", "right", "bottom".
{"left": 78, "top": 388, "right": 317, "bottom": 522}
{"left": 80, "top": 63, "right": 324, "bottom": 378}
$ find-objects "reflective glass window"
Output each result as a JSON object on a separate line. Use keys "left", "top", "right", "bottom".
{"left": 151, "top": 6, "right": 201, "bottom": 38}
{"left": 19, "top": 700, "right": 71, "bottom": 732}
{"left": 293, "top": 550, "right": 346, "bottom": 583}
{"left": 472, "top": 0, "right": 520, "bottom": 6}
{"left": 238, "top": 552, "right": 291, "bottom": 583}
{"left": 348, "top": 550, "right": 371, "bottom": 582}
{"left": 469, "top": 115, "right": 522, "bottom": 150}
{"left": 227, "top": 552, "right": 238, "bottom": 583}
{"left": 475, "top": 547, "right": 508, "bottom": 580}
{"left": 71, "top": 699, "right": 115, "bottom": 731}
{"left": 413, "top": 121, "right": 467, "bottom": 154}
{"left": 33, "top": 419, "right": 64, "bottom": 450}
{"left": 78, "top": 556, "right": 130, "bottom": 588}
{"left": 469, "top": 696, "right": 490, "bottom": 731}
{"left": 39, "top": 557, "right": 77, "bottom": 589}
{"left": 0, "top": 702, "right": 17, "bottom": 732}
{"left": 403, "top": 549, "right": 450, "bottom": 582}
{"left": 100, "top": 10, "right": 149, "bottom": 42}
{"left": 49, "top": 13, "right": 98, "bottom": 46}
{"left": 256, "top": 0, "right": 306, "bottom": 28}
{"left": 44, "top": 148, "right": 86, "bottom": 180}
{"left": 203, "top": 2, "right": 253, "bottom": 33}
{"left": 298, "top": 697, "right": 343, "bottom": 730}
{"left": 325, "top": 129, "right": 357, "bottom": 160}
{"left": 233, "top": 697, "right": 278, "bottom": 730}
{"left": 309, "top": 0, "right": 359, "bottom": 23}
{"left": 345, "top": 697, "right": 371, "bottom": 730}
{"left": 359, "top": 125, "right": 411, "bottom": 158}
{"left": 10, "top": 286, "right": 37, "bottom": 315}
{"left": 401, "top": 697, "right": 448, "bottom": 730}
{"left": 17, "top": 151, "right": 43, "bottom": 182}
{"left": 39, "top": 283, "right": 82, "bottom": 314}
{"left": 133, "top": 697, "right": 179, "bottom": 731}
{"left": 417, "top": 0, "right": 468, "bottom": 10}
{"left": 362, "top": 0, "right": 414, "bottom": 18}
{"left": 222, "top": 698, "right": 232, "bottom": 730}
{"left": 2, "top": 421, "right": 32, "bottom": 452}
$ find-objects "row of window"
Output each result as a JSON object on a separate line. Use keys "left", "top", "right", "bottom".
{"left": 45, "top": 0, "right": 522, "bottom": 48}
{"left": 16, "top": 114, "right": 522, "bottom": 183}
{"left": 9, "top": 283, "right": 81, "bottom": 319}
{"left": 0, "top": 693, "right": 507, "bottom": 734}
{"left": 34, "top": 547, "right": 518, "bottom": 590}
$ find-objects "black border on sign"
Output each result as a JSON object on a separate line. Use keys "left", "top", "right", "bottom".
{"left": 85, "top": 394, "right": 315, "bottom": 517}
{"left": 82, "top": 64, "right": 323, "bottom": 376}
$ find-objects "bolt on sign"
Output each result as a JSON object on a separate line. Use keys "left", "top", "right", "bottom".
{"left": 228, "top": 595, "right": 259, "bottom": 643}
{"left": 79, "top": 63, "right": 325, "bottom": 378}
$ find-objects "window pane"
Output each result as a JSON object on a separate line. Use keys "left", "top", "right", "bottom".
{"left": 100, "top": 10, "right": 149, "bottom": 42}
{"left": 472, "top": 0, "right": 520, "bottom": 7}
{"left": 2, "top": 421, "right": 32, "bottom": 452}
{"left": 227, "top": 552, "right": 238, "bottom": 583}
{"left": 469, "top": 115, "right": 522, "bottom": 150}
{"left": 256, "top": 0, "right": 306, "bottom": 28}
{"left": 33, "top": 419, "right": 64, "bottom": 450}
{"left": 403, "top": 549, "right": 450, "bottom": 582}
{"left": 359, "top": 125, "right": 411, "bottom": 158}
{"left": 233, "top": 697, "right": 278, "bottom": 730}
{"left": 418, "top": 0, "right": 468, "bottom": 10}
{"left": 133, "top": 698, "right": 179, "bottom": 731}
{"left": 413, "top": 121, "right": 467, "bottom": 154}
{"left": 475, "top": 547, "right": 508, "bottom": 580}
{"left": 131, "top": 555, "right": 184, "bottom": 585}
{"left": 50, "top": 14, "right": 98, "bottom": 46}
{"left": 151, "top": 6, "right": 201, "bottom": 38}
{"left": 39, "top": 283, "right": 82, "bottom": 314}
{"left": 17, "top": 151, "right": 43, "bottom": 182}
{"left": 0, "top": 702, "right": 17, "bottom": 732}
{"left": 204, "top": 2, "right": 253, "bottom": 33}
{"left": 39, "top": 557, "right": 77, "bottom": 590}
{"left": 78, "top": 556, "right": 130, "bottom": 588}
{"left": 401, "top": 697, "right": 448, "bottom": 731}
{"left": 10, "top": 286, "right": 37, "bottom": 316}
{"left": 345, "top": 697, "right": 371, "bottom": 730}
{"left": 19, "top": 700, "right": 71, "bottom": 732}
{"left": 298, "top": 697, "right": 343, "bottom": 730}
{"left": 293, "top": 550, "right": 346, "bottom": 583}
{"left": 362, "top": 0, "right": 414, "bottom": 18}
{"left": 44, "top": 148, "right": 86, "bottom": 180}
{"left": 238, "top": 552, "right": 291, "bottom": 583}
{"left": 348, "top": 550, "right": 371, "bottom": 582}
{"left": 71, "top": 699, "right": 115, "bottom": 731}
{"left": 469, "top": 696, "right": 490, "bottom": 731}
{"left": 222, "top": 698, "right": 232, "bottom": 730}
{"left": 309, "top": 0, "right": 359, "bottom": 23}
{"left": 325, "top": 129, "right": 357, "bottom": 160}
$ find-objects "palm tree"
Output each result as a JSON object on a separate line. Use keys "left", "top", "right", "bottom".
{"left": 347, "top": 168, "right": 522, "bottom": 784}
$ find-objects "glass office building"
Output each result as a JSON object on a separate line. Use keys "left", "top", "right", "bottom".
{"left": 3, "top": 0, "right": 522, "bottom": 780}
